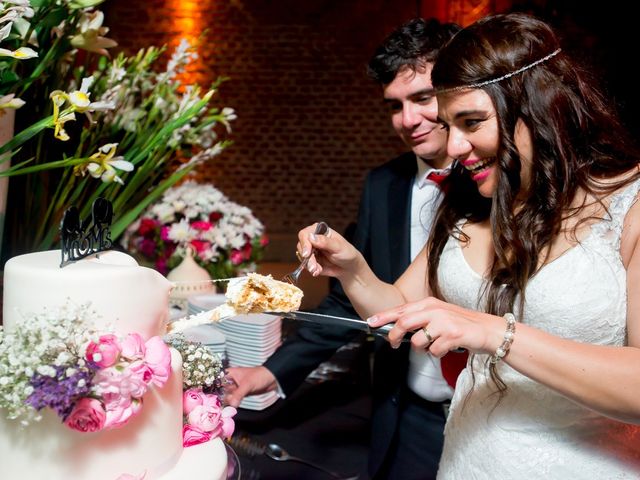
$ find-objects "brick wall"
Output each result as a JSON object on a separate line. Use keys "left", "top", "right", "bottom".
{"left": 103, "top": 0, "right": 417, "bottom": 260}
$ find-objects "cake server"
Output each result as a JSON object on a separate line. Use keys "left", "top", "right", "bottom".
{"left": 264, "top": 311, "right": 414, "bottom": 343}
{"left": 266, "top": 311, "right": 466, "bottom": 351}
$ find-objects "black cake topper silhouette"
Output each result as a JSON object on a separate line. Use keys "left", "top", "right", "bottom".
{"left": 60, "top": 198, "right": 113, "bottom": 267}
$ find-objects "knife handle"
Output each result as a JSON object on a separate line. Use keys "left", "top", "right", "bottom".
{"left": 372, "top": 324, "right": 466, "bottom": 353}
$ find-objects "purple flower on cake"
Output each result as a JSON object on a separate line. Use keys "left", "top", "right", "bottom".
{"left": 26, "top": 365, "right": 95, "bottom": 418}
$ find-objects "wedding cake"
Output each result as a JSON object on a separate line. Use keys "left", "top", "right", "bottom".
{"left": 0, "top": 250, "right": 228, "bottom": 480}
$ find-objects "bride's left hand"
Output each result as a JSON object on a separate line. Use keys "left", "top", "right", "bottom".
{"left": 366, "top": 297, "right": 503, "bottom": 356}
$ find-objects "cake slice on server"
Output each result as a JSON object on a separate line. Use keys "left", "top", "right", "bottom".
{"left": 167, "top": 273, "right": 303, "bottom": 333}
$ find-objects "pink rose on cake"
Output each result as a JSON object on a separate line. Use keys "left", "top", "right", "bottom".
{"left": 64, "top": 398, "right": 106, "bottom": 433}
{"left": 85, "top": 334, "right": 122, "bottom": 368}
{"left": 182, "top": 388, "right": 236, "bottom": 447}
{"left": 120, "top": 333, "right": 147, "bottom": 360}
{"left": 143, "top": 336, "right": 173, "bottom": 386}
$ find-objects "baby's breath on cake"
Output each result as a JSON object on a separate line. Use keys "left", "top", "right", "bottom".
{"left": 166, "top": 335, "right": 225, "bottom": 394}
{"left": 0, "top": 304, "right": 99, "bottom": 425}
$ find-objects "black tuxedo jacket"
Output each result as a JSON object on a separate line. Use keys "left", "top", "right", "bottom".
{"left": 264, "top": 152, "right": 417, "bottom": 476}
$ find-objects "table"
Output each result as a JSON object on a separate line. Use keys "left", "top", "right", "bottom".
{"left": 230, "top": 337, "right": 373, "bottom": 479}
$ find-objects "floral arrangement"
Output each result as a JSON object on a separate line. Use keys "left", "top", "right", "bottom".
{"left": 167, "top": 335, "right": 236, "bottom": 446}
{"left": 0, "top": 0, "right": 234, "bottom": 259}
{"left": 0, "top": 303, "right": 236, "bottom": 445}
{"left": 182, "top": 388, "right": 236, "bottom": 447}
{"left": 0, "top": 303, "right": 171, "bottom": 431}
{"left": 122, "top": 181, "right": 268, "bottom": 279}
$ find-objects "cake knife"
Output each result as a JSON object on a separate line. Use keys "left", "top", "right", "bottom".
{"left": 265, "top": 311, "right": 466, "bottom": 352}
{"left": 264, "top": 311, "right": 412, "bottom": 343}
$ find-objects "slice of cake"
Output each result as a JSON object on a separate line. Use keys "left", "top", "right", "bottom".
{"left": 169, "top": 273, "right": 302, "bottom": 333}
{"left": 223, "top": 272, "right": 303, "bottom": 314}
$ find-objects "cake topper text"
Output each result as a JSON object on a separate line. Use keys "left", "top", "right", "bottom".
{"left": 60, "top": 198, "right": 113, "bottom": 267}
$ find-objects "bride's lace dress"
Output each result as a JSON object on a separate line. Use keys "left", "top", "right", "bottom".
{"left": 437, "top": 180, "right": 640, "bottom": 479}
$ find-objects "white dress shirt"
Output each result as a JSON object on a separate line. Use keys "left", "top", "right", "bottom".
{"left": 406, "top": 156, "right": 454, "bottom": 402}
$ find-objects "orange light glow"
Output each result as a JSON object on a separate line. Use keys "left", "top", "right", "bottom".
{"left": 168, "top": 0, "right": 204, "bottom": 86}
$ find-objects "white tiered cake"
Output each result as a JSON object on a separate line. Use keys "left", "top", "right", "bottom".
{"left": 0, "top": 250, "right": 228, "bottom": 480}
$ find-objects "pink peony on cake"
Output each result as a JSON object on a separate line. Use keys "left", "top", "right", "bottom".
{"left": 0, "top": 250, "right": 229, "bottom": 480}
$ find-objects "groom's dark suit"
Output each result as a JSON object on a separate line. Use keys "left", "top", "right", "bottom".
{"left": 264, "top": 152, "right": 445, "bottom": 478}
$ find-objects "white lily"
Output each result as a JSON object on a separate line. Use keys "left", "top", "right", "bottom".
{"left": 0, "top": 22, "right": 12, "bottom": 42}
{"left": 70, "top": 10, "right": 117, "bottom": 56}
{"left": 84, "top": 143, "right": 134, "bottom": 185}
{"left": 0, "top": 94, "right": 25, "bottom": 110}
{"left": 67, "top": 76, "right": 114, "bottom": 112}
{"left": 0, "top": 46, "right": 37, "bottom": 59}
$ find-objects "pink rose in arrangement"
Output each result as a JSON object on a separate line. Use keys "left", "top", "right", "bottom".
{"left": 137, "top": 218, "right": 159, "bottom": 237}
{"left": 182, "top": 389, "right": 237, "bottom": 446}
{"left": 103, "top": 396, "right": 142, "bottom": 430}
{"left": 187, "top": 404, "right": 222, "bottom": 432}
{"left": 230, "top": 249, "right": 244, "bottom": 265}
{"left": 85, "top": 334, "right": 121, "bottom": 368}
{"left": 183, "top": 389, "right": 206, "bottom": 415}
{"left": 120, "top": 333, "right": 146, "bottom": 360}
{"left": 128, "top": 360, "right": 154, "bottom": 390}
{"left": 65, "top": 398, "right": 106, "bottom": 433}
{"left": 219, "top": 406, "right": 237, "bottom": 438}
{"left": 182, "top": 424, "right": 213, "bottom": 447}
{"left": 143, "top": 336, "right": 172, "bottom": 387}
{"left": 191, "top": 220, "right": 212, "bottom": 231}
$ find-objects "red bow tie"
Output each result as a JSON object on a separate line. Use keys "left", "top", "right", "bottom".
{"left": 425, "top": 170, "right": 449, "bottom": 185}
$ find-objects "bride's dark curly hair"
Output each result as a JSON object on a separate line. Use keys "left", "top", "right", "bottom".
{"left": 428, "top": 13, "right": 640, "bottom": 395}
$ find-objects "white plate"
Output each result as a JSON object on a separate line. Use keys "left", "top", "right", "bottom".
{"left": 188, "top": 293, "right": 228, "bottom": 311}
{"left": 181, "top": 324, "right": 227, "bottom": 345}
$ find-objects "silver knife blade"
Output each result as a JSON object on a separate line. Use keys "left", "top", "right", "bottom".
{"left": 265, "top": 310, "right": 413, "bottom": 342}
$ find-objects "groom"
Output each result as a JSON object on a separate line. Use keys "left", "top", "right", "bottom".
{"left": 226, "top": 18, "right": 463, "bottom": 479}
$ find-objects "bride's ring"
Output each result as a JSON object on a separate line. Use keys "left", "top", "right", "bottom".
{"left": 423, "top": 327, "right": 434, "bottom": 345}
{"left": 295, "top": 250, "right": 303, "bottom": 261}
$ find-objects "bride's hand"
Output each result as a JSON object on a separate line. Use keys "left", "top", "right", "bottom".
{"left": 296, "top": 223, "right": 364, "bottom": 279}
{"left": 367, "top": 297, "right": 504, "bottom": 356}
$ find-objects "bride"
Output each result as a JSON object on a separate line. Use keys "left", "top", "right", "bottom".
{"left": 296, "top": 13, "right": 640, "bottom": 478}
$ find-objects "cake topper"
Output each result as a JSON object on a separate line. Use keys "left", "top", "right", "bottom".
{"left": 60, "top": 197, "right": 113, "bottom": 267}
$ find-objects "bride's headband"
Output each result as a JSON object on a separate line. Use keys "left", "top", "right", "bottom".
{"left": 437, "top": 48, "right": 561, "bottom": 94}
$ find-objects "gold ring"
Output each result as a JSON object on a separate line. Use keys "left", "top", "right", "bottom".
{"left": 423, "top": 327, "right": 434, "bottom": 345}
{"left": 295, "top": 250, "right": 303, "bottom": 261}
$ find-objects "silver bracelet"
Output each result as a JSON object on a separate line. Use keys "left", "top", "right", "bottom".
{"left": 490, "top": 312, "right": 516, "bottom": 364}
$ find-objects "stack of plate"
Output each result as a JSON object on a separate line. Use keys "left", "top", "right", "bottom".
{"left": 187, "top": 292, "right": 281, "bottom": 410}
{"left": 187, "top": 292, "right": 227, "bottom": 315}
{"left": 215, "top": 313, "right": 282, "bottom": 367}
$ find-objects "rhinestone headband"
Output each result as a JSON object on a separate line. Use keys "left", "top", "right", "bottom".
{"left": 438, "top": 48, "right": 561, "bottom": 94}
